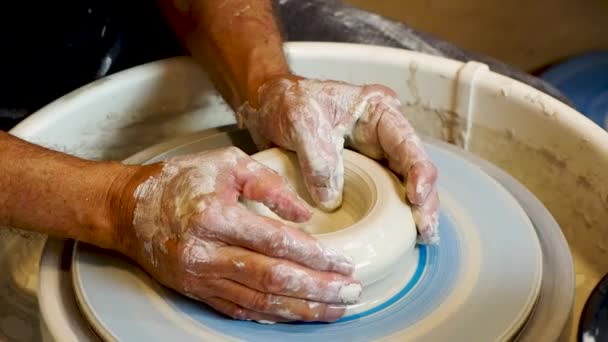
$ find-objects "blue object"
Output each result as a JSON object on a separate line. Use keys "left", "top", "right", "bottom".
{"left": 542, "top": 51, "right": 608, "bottom": 341}
{"left": 579, "top": 273, "right": 608, "bottom": 342}
{"left": 540, "top": 51, "right": 608, "bottom": 130}
{"left": 73, "top": 141, "right": 543, "bottom": 341}
{"left": 162, "top": 219, "right": 454, "bottom": 342}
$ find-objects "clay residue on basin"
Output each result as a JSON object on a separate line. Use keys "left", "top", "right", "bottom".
{"left": 468, "top": 125, "right": 608, "bottom": 342}
{"left": 401, "top": 102, "right": 607, "bottom": 341}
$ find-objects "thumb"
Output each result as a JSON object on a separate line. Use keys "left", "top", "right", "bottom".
{"left": 295, "top": 127, "right": 346, "bottom": 212}
{"left": 238, "top": 159, "right": 313, "bottom": 223}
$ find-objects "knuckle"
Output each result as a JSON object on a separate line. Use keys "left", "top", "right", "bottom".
{"left": 362, "top": 84, "right": 398, "bottom": 98}
{"left": 265, "top": 231, "right": 290, "bottom": 257}
{"left": 223, "top": 146, "right": 247, "bottom": 161}
{"left": 260, "top": 267, "right": 287, "bottom": 294}
{"left": 284, "top": 108, "right": 302, "bottom": 126}
{"left": 379, "top": 84, "right": 399, "bottom": 99}
{"left": 196, "top": 209, "right": 223, "bottom": 236}
{"left": 224, "top": 146, "right": 242, "bottom": 155}
{"left": 414, "top": 160, "right": 438, "bottom": 181}
{"left": 262, "top": 185, "right": 282, "bottom": 200}
{"left": 249, "top": 292, "right": 275, "bottom": 313}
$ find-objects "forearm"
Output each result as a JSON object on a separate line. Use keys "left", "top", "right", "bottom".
{"left": 157, "top": 0, "right": 290, "bottom": 109}
{"left": 0, "top": 132, "right": 138, "bottom": 250}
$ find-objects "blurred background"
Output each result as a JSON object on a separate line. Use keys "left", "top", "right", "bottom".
{"left": 345, "top": 0, "right": 608, "bottom": 73}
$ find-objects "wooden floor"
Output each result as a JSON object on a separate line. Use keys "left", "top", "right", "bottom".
{"left": 345, "top": 0, "right": 608, "bottom": 72}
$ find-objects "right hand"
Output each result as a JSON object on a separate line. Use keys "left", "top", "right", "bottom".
{"left": 240, "top": 76, "right": 440, "bottom": 243}
{"left": 119, "top": 146, "right": 360, "bottom": 323}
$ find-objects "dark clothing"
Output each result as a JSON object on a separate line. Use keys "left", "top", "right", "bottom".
{"left": 0, "top": 0, "right": 570, "bottom": 131}
{"left": 0, "top": 1, "right": 184, "bottom": 130}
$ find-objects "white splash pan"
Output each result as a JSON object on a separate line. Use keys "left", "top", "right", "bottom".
{"left": 6, "top": 42, "right": 606, "bottom": 341}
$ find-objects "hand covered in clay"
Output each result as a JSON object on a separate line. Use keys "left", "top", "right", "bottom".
{"left": 123, "top": 147, "right": 360, "bottom": 323}
{"left": 240, "top": 76, "right": 440, "bottom": 243}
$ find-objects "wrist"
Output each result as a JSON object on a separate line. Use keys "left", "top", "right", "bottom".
{"left": 106, "top": 163, "right": 164, "bottom": 258}
{"left": 194, "top": 0, "right": 290, "bottom": 109}
{"left": 246, "top": 71, "right": 301, "bottom": 110}
{"left": 243, "top": 46, "right": 291, "bottom": 108}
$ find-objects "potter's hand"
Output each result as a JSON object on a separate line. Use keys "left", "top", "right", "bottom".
{"left": 240, "top": 77, "right": 439, "bottom": 243}
{"left": 122, "top": 147, "right": 360, "bottom": 323}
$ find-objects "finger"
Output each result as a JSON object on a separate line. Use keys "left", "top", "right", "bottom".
{"left": 405, "top": 160, "right": 438, "bottom": 205}
{"left": 204, "top": 297, "right": 290, "bottom": 323}
{"left": 210, "top": 278, "right": 347, "bottom": 322}
{"left": 412, "top": 187, "right": 440, "bottom": 244}
{"left": 377, "top": 106, "right": 437, "bottom": 205}
{"left": 294, "top": 118, "right": 345, "bottom": 212}
{"left": 237, "top": 158, "right": 312, "bottom": 223}
{"left": 218, "top": 246, "right": 361, "bottom": 304}
{"left": 202, "top": 205, "right": 355, "bottom": 275}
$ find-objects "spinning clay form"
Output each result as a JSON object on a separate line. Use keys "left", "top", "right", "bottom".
{"left": 68, "top": 133, "right": 546, "bottom": 341}
{"left": 246, "top": 148, "right": 418, "bottom": 288}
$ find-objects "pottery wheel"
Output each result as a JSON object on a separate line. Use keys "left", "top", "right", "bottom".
{"left": 63, "top": 127, "right": 572, "bottom": 341}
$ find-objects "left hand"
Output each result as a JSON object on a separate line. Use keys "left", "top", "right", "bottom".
{"left": 119, "top": 147, "right": 358, "bottom": 323}
{"left": 239, "top": 75, "right": 439, "bottom": 243}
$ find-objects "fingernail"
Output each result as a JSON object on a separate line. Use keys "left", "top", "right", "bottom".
{"left": 418, "top": 181, "right": 432, "bottom": 202}
{"left": 316, "top": 188, "right": 343, "bottom": 212}
{"left": 291, "top": 204, "right": 313, "bottom": 223}
{"left": 417, "top": 233, "right": 440, "bottom": 245}
{"left": 407, "top": 179, "right": 430, "bottom": 205}
{"left": 334, "top": 261, "right": 355, "bottom": 275}
{"left": 407, "top": 161, "right": 436, "bottom": 204}
{"left": 418, "top": 223, "right": 440, "bottom": 245}
{"left": 318, "top": 197, "right": 342, "bottom": 212}
{"left": 338, "top": 283, "right": 363, "bottom": 304}
{"left": 323, "top": 305, "right": 347, "bottom": 322}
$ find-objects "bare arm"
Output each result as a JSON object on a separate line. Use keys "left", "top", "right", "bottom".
{"left": 156, "top": 0, "right": 289, "bottom": 109}
{"left": 157, "top": 0, "right": 440, "bottom": 241}
{"left": 0, "top": 132, "right": 356, "bottom": 322}
{"left": 0, "top": 131, "right": 143, "bottom": 250}
{"left": 0, "top": 0, "right": 288, "bottom": 252}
